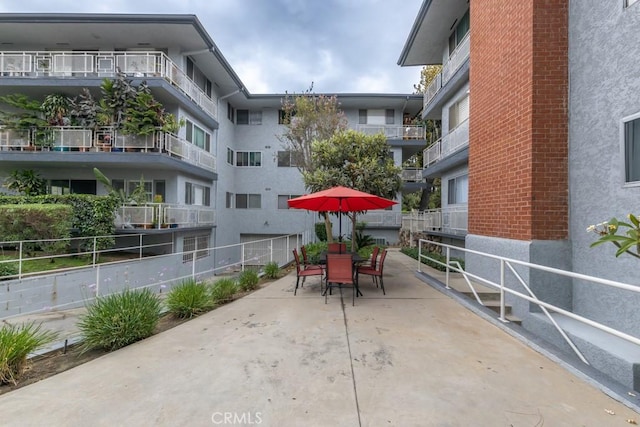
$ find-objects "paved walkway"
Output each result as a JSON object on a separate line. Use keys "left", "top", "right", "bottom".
{"left": 0, "top": 249, "right": 638, "bottom": 426}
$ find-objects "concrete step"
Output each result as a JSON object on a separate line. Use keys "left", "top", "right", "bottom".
{"left": 461, "top": 291, "right": 501, "bottom": 301}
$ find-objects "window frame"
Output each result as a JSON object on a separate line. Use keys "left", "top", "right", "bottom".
{"left": 447, "top": 174, "right": 469, "bottom": 205}
{"left": 235, "top": 193, "right": 262, "bottom": 209}
{"left": 236, "top": 151, "right": 262, "bottom": 167}
{"left": 277, "top": 150, "right": 298, "bottom": 167}
{"left": 623, "top": 111, "right": 640, "bottom": 185}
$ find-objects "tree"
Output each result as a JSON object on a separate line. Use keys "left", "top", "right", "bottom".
{"left": 278, "top": 86, "right": 348, "bottom": 239}
{"left": 304, "top": 130, "right": 401, "bottom": 250}
{"left": 279, "top": 86, "right": 348, "bottom": 173}
{"left": 3, "top": 169, "right": 47, "bottom": 196}
{"left": 413, "top": 65, "right": 443, "bottom": 94}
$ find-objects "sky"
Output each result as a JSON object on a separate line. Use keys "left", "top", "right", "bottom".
{"left": 0, "top": 0, "right": 425, "bottom": 94}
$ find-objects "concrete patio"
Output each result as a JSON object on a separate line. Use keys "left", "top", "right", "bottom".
{"left": 0, "top": 249, "right": 638, "bottom": 426}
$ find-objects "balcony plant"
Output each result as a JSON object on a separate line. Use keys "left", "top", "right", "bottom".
{"left": 0, "top": 94, "right": 49, "bottom": 150}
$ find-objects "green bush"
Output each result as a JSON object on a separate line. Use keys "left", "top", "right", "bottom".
{"left": 165, "top": 279, "right": 212, "bottom": 318}
{"left": 238, "top": 269, "right": 259, "bottom": 291}
{"left": 78, "top": 288, "right": 161, "bottom": 352}
{"left": 400, "top": 247, "right": 465, "bottom": 271}
{"left": 0, "top": 322, "right": 58, "bottom": 385}
{"left": 0, "top": 261, "right": 19, "bottom": 280}
{"left": 302, "top": 241, "right": 327, "bottom": 264}
{"left": 263, "top": 261, "right": 280, "bottom": 279}
{"left": 210, "top": 278, "right": 238, "bottom": 304}
{"left": 0, "top": 194, "right": 117, "bottom": 250}
{"left": 0, "top": 204, "right": 72, "bottom": 255}
{"left": 315, "top": 222, "right": 327, "bottom": 241}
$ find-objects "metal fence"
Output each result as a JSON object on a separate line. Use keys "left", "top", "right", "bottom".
{"left": 0, "top": 232, "right": 314, "bottom": 320}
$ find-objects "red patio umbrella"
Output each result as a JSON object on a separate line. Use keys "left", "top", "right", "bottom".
{"left": 287, "top": 186, "right": 397, "bottom": 241}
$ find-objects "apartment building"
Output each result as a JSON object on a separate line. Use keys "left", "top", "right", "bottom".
{"left": 0, "top": 14, "right": 424, "bottom": 258}
{"left": 399, "top": 0, "right": 640, "bottom": 389}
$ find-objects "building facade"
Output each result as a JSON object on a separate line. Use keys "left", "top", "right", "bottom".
{"left": 399, "top": 0, "right": 640, "bottom": 389}
{"left": 0, "top": 14, "right": 424, "bottom": 260}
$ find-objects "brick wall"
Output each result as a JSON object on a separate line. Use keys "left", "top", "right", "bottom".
{"left": 468, "top": 0, "right": 568, "bottom": 240}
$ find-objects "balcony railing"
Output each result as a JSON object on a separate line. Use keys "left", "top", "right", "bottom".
{"left": 358, "top": 211, "right": 402, "bottom": 227}
{"left": 401, "top": 168, "right": 423, "bottom": 182}
{"left": 0, "top": 126, "right": 216, "bottom": 173}
{"left": 401, "top": 206, "right": 467, "bottom": 235}
{"left": 0, "top": 50, "right": 217, "bottom": 120}
{"left": 423, "top": 34, "right": 470, "bottom": 109}
{"left": 116, "top": 203, "right": 215, "bottom": 229}
{"left": 355, "top": 124, "right": 424, "bottom": 140}
{"left": 423, "top": 118, "right": 469, "bottom": 167}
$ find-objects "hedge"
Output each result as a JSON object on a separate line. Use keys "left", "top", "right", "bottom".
{"left": 0, "top": 204, "right": 73, "bottom": 254}
{"left": 0, "top": 194, "right": 118, "bottom": 249}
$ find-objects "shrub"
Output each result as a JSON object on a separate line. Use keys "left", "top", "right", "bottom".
{"left": 400, "top": 247, "right": 465, "bottom": 271}
{"left": 302, "top": 241, "right": 327, "bottom": 264}
{"left": 0, "top": 322, "right": 58, "bottom": 385}
{"left": 0, "top": 261, "right": 19, "bottom": 280}
{"left": 263, "top": 261, "right": 280, "bottom": 279}
{"left": 0, "top": 204, "right": 72, "bottom": 255}
{"left": 78, "top": 288, "right": 161, "bottom": 352}
{"left": 165, "top": 279, "right": 212, "bottom": 318}
{"left": 210, "top": 278, "right": 237, "bottom": 304}
{"left": 238, "top": 269, "right": 259, "bottom": 291}
{"left": 315, "top": 222, "right": 327, "bottom": 241}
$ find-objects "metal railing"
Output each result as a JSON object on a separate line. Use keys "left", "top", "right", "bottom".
{"left": 117, "top": 203, "right": 215, "bottom": 229}
{"left": 0, "top": 126, "right": 216, "bottom": 172}
{"left": 0, "top": 232, "right": 315, "bottom": 320}
{"left": 355, "top": 124, "right": 425, "bottom": 140}
{"left": 358, "top": 211, "right": 403, "bottom": 227}
{"left": 402, "top": 210, "right": 442, "bottom": 232}
{"left": 417, "top": 239, "right": 640, "bottom": 365}
{"left": 423, "top": 34, "right": 470, "bottom": 109}
{"left": 401, "top": 207, "right": 467, "bottom": 235}
{"left": 423, "top": 118, "right": 469, "bottom": 166}
{"left": 401, "top": 168, "right": 423, "bottom": 182}
{"left": 0, "top": 50, "right": 217, "bottom": 120}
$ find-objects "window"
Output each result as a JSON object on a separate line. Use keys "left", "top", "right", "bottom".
{"left": 279, "top": 109, "right": 295, "bottom": 124}
{"left": 278, "top": 194, "right": 301, "bottom": 209}
{"left": 449, "top": 94, "right": 470, "bottom": 130}
{"left": 186, "top": 58, "right": 212, "bottom": 98}
{"left": 449, "top": 9, "right": 470, "bottom": 56}
{"left": 185, "top": 120, "right": 211, "bottom": 151}
{"left": 227, "top": 148, "right": 234, "bottom": 165}
{"left": 50, "top": 179, "right": 97, "bottom": 195}
{"left": 185, "top": 182, "right": 211, "bottom": 206}
{"left": 359, "top": 109, "right": 367, "bottom": 125}
{"left": 183, "top": 234, "right": 209, "bottom": 262}
{"left": 227, "top": 103, "right": 235, "bottom": 122}
{"left": 236, "top": 151, "right": 262, "bottom": 167}
{"left": 237, "top": 109, "right": 262, "bottom": 125}
{"left": 626, "top": 0, "right": 638, "bottom": 7}
{"left": 625, "top": 115, "right": 640, "bottom": 182}
{"left": 236, "top": 194, "right": 261, "bottom": 209}
{"left": 447, "top": 174, "right": 468, "bottom": 204}
{"left": 385, "top": 109, "right": 395, "bottom": 125}
{"left": 226, "top": 192, "right": 234, "bottom": 208}
{"left": 109, "top": 179, "right": 164, "bottom": 203}
{"left": 277, "top": 150, "right": 298, "bottom": 167}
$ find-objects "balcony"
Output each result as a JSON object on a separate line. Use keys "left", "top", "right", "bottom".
{"left": 423, "top": 118, "right": 469, "bottom": 167}
{"left": 401, "top": 168, "right": 423, "bottom": 182}
{"left": 0, "top": 126, "right": 216, "bottom": 173}
{"left": 116, "top": 203, "right": 215, "bottom": 230}
{"left": 355, "top": 124, "right": 424, "bottom": 140}
{"left": 0, "top": 50, "right": 217, "bottom": 120}
{"left": 402, "top": 206, "right": 467, "bottom": 235}
{"left": 358, "top": 211, "right": 402, "bottom": 228}
{"left": 423, "top": 34, "right": 470, "bottom": 109}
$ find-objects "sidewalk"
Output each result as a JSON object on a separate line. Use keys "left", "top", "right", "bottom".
{"left": 0, "top": 249, "right": 637, "bottom": 426}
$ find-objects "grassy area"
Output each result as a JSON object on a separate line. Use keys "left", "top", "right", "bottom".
{"left": 0, "top": 251, "right": 138, "bottom": 276}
